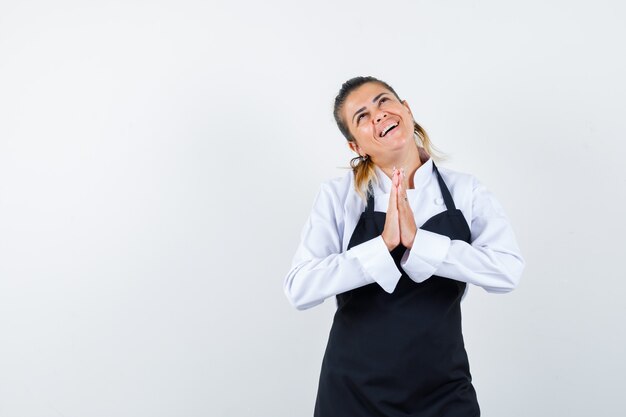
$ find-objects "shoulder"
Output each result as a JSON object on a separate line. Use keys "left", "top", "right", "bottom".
{"left": 433, "top": 163, "right": 487, "bottom": 215}
{"left": 310, "top": 170, "right": 359, "bottom": 222}
{"left": 435, "top": 163, "right": 478, "bottom": 193}
{"left": 317, "top": 169, "right": 355, "bottom": 203}
{"left": 437, "top": 163, "right": 508, "bottom": 218}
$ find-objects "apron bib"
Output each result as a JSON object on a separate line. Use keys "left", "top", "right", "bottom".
{"left": 314, "top": 162, "right": 480, "bottom": 417}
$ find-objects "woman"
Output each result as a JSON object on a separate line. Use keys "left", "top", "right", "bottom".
{"left": 283, "top": 76, "right": 525, "bottom": 416}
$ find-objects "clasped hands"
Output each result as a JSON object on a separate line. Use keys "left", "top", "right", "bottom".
{"left": 381, "top": 167, "right": 417, "bottom": 251}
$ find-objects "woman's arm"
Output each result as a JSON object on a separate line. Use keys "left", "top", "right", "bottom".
{"left": 283, "top": 181, "right": 402, "bottom": 310}
{"left": 400, "top": 174, "right": 525, "bottom": 293}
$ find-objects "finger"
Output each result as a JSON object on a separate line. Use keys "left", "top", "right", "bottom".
{"left": 401, "top": 167, "right": 408, "bottom": 190}
{"left": 397, "top": 170, "right": 402, "bottom": 205}
{"left": 397, "top": 171, "right": 416, "bottom": 248}
{"left": 398, "top": 170, "right": 408, "bottom": 207}
{"left": 390, "top": 170, "right": 399, "bottom": 209}
{"left": 388, "top": 168, "right": 398, "bottom": 211}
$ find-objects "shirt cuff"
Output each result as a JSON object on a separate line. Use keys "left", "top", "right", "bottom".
{"left": 401, "top": 229, "right": 451, "bottom": 283}
{"left": 346, "top": 235, "right": 402, "bottom": 293}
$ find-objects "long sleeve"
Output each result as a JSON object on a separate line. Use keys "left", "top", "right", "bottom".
{"left": 400, "top": 175, "right": 525, "bottom": 293}
{"left": 283, "top": 181, "right": 402, "bottom": 310}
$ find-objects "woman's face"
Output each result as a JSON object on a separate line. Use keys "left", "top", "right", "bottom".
{"left": 342, "top": 82, "right": 415, "bottom": 164}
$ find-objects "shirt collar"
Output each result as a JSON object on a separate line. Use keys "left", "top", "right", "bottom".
{"left": 373, "top": 147, "right": 433, "bottom": 194}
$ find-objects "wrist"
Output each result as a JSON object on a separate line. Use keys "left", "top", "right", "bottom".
{"left": 405, "top": 230, "right": 417, "bottom": 249}
{"left": 382, "top": 234, "right": 399, "bottom": 251}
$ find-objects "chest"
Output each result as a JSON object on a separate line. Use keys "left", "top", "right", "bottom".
{"left": 341, "top": 177, "right": 472, "bottom": 251}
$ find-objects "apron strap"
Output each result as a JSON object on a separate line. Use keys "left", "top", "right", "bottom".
{"left": 432, "top": 162, "right": 457, "bottom": 211}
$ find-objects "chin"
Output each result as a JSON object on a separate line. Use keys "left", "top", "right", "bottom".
{"left": 392, "top": 134, "right": 410, "bottom": 147}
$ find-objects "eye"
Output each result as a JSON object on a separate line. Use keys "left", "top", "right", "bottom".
{"left": 357, "top": 113, "right": 367, "bottom": 123}
{"left": 379, "top": 97, "right": 389, "bottom": 104}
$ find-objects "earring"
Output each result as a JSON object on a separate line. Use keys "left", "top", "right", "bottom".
{"left": 360, "top": 154, "right": 369, "bottom": 162}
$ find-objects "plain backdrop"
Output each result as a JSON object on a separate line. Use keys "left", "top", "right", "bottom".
{"left": 1, "top": 1, "right": 625, "bottom": 416}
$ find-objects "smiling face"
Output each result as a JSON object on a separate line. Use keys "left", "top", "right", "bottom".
{"left": 342, "top": 81, "right": 415, "bottom": 165}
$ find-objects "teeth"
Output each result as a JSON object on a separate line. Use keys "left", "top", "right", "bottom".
{"left": 381, "top": 123, "right": 398, "bottom": 137}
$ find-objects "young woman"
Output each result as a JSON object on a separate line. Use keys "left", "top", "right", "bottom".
{"left": 283, "top": 76, "right": 525, "bottom": 416}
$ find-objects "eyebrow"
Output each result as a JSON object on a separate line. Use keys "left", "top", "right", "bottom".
{"left": 352, "top": 93, "right": 390, "bottom": 124}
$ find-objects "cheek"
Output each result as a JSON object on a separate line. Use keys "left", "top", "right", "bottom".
{"left": 359, "top": 123, "right": 373, "bottom": 135}
{"left": 355, "top": 126, "right": 374, "bottom": 143}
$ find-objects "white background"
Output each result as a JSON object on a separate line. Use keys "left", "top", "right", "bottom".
{"left": 1, "top": 1, "right": 625, "bottom": 416}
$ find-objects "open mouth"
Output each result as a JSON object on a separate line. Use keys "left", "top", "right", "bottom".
{"left": 380, "top": 122, "right": 399, "bottom": 137}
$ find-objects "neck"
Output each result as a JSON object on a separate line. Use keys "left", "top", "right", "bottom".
{"left": 378, "top": 144, "right": 423, "bottom": 189}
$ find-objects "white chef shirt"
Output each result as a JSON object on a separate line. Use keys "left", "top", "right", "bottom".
{"left": 283, "top": 149, "right": 525, "bottom": 311}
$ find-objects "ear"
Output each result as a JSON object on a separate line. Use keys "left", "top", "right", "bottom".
{"left": 347, "top": 141, "right": 362, "bottom": 156}
{"left": 401, "top": 99, "right": 412, "bottom": 115}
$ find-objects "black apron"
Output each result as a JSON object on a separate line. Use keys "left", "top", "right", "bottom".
{"left": 314, "top": 162, "right": 480, "bottom": 417}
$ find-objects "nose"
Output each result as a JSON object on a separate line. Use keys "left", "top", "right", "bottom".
{"left": 374, "top": 110, "right": 387, "bottom": 124}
